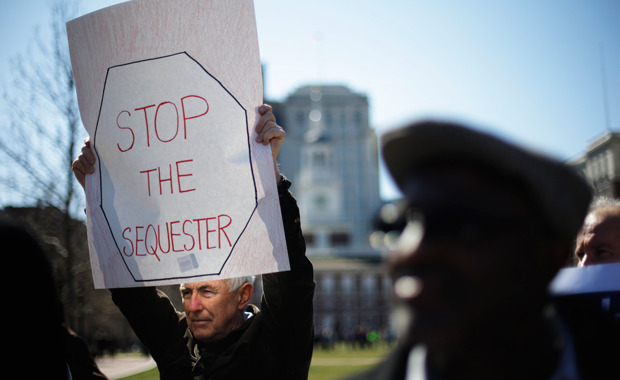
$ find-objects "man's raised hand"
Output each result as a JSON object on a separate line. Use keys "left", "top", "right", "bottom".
{"left": 72, "top": 138, "right": 95, "bottom": 189}
{"left": 255, "top": 104, "right": 285, "bottom": 183}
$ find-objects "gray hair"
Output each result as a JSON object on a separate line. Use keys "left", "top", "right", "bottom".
{"left": 226, "top": 275, "right": 256, "bottom": 292}
{"left": 179, "top": 275, "right": 256, "bottom": 295}
{"left": 589, "top": 196, "right": 620, "bottom": 215}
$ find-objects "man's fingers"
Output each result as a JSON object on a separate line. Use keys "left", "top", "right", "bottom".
{"left": 257, "top": 104, "right": 273, "bottom": 116}
{"left": 254, "top": 103, "right": 285, "bottom": 157}
{"left": 255, "top": 104, "right": 283, "bottom": 181}
{"left": 261, "top": 124, "right": 286, "bottom": 159}
{"left": 81, "top": 155, "right": 94, "bottom": 173}
{"left": 72, "top": 157, "right": 87, "bottom": 175}
{"left": 262, "top": 125, "right": 285, "bottom": 143}
{"left": 82, "top": 144, "right": 96, "bottom": 165}
{"left": 72, "top": 159, "right": 87, "bottom": 189}
{"left": 73, "top": 169, "right": 86, "bottom": 189}
{"left": 256, "top": 121, "right": 284, "bottom": 144}
{"left": 255, "top": 111, "right": 276, "bottom": 135}
{"left": 72, "top": 138, "right": 96, "bottom": 190}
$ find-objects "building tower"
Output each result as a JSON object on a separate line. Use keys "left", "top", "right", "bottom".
{"left": 276, "top": 85, "right": 382, "bottom": 257}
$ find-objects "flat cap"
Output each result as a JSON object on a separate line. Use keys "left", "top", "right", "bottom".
{"left": 381, "top": 120, "right": 592, "bottom": 240}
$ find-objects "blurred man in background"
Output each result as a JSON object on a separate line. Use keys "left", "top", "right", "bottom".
{"left": 349, "top": 121, "right": 619, "bottom": 380}
{"left": 575, "top": 197, "right": 620, "bottom": 266}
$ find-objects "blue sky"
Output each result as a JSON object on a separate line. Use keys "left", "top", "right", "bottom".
{"left": 1, "top": 0, "right": 619, "bottom": 200}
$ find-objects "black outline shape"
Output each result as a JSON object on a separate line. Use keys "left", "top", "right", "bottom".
{"left": 93, "top": 52, "right": 258, "bottom": 282}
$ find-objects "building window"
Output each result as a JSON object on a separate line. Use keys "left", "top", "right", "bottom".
{"left": 341, "top": 314, "right": 357, "bottom": 332}
{"left": 296, "top": 111, "right": 306, "bottom": 127}
{"left": 321, "top": 275, "right": 335, "bottom": 295}
{"left": 313, "top": 151, "right": 326, "bottom": 167}
{"left": 315, "top": 195, "right": 328, "bottom": 210}
{"left": 362, "top": 274, "right": 377, "bottom": 295}
{"left": 606, "top": 150, "right": 613, "bottom": 179}
{"left": 382, "top": 275, "right": 392, "bottom": 296}
{"left": 353, "top": 111, "right": 362, "bottom": 127}
{"left": 321, "top": 314, "right": 336, "bottom": 330}
{"left": 340, "top": 274, "right": 355, "bottom": 295}
{"left": 324, "top": 112, "right": 332, "bottom": 129}
{"left": 322, "top": 299, "right": 335, "bottom": 310}
{"left": 330, "top": 233, "right": 350, "bottom": 246}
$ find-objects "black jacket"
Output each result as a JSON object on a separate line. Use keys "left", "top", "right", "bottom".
{"left": 346, "top": 296, "right": 620, "bottom": 380}
{"left": 111, "top": 177, "right": 315, "bottom": 379}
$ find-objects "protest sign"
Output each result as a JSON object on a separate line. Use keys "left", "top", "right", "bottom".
{"left": 67, "top": 0, "right": 289, "bottom": 288}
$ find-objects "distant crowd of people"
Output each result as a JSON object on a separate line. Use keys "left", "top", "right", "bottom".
{"left": 314, "top": 325, "right": 398, "bottom": 351}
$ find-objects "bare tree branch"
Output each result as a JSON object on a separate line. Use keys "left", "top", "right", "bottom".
{"left": 0, "top": 0, "right": 86, "bottom": 331}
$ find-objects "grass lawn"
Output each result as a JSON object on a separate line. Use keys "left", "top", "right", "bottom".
{"left": 307, "top": 364, "right": 375, "bottom": 380}
{"left": 118, "top": 367, "right": 159, "bottom": 380}
{"left": 119, "top": 342, "right": 394, "bottom": 380}
{"left": 308, "top": 342, "right": 393, "bottom": 380}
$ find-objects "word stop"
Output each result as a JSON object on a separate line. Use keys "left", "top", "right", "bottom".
{"left": 116, "top": 95, "right": 209, "bottom": 152}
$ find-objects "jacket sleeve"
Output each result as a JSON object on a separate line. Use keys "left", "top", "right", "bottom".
{"left": 260, "top": 175, "right": 315, "bottom": 371}
{"left": 62, "top": 324, "right": 108, "bottom": 380}
{"left": 110, "top": 286, "right": 191, "bottom": 364}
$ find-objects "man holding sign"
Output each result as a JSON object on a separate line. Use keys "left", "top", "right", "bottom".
{"left": 73, "top": 105, "right": 315, "bottom": 380}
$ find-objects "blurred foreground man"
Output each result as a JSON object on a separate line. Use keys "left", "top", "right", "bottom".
{"left": 349, "top": 121, "right": 619, "bottom": 380}
{"left": 72, "top": 105, "right": 315, "bottom": 380}
{"left": 575, "top": 197, "right": 620, "bottom": 266}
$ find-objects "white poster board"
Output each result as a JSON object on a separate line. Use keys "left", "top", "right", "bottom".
{"left": 67, "top": 0, "right": 289, "bottom": 288}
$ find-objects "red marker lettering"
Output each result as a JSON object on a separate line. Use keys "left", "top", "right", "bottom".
{"left": 122, "top": 227, "right": 134, "bottom": 256}
{"left": 181, "top": 95, "right": 209, "bottom": 139}
{"left": 116, "top": 110, "right": 135, "bottom": 152}
{"left": 158, "top": 222, "right": 171, "bottom": 254}
{"left": 218, "top": 214, "right": 232, "bottom": 248}
{"left": 154, "top": 101, "right": 179, "bottom": 143}
{"left": 145, "top": 224, "right": 160, "bottom": 261}
{"left": 135, "top": 226, "right": 145, "bottom": 256}
{"left": 134, "top": 104, "right": 156, "bottom": 147}
{"left": 170, "top": 220, "right": 183, "bottom": 252}
{"left": 183, "top": 220, "right": 196, "bottom": 251}
{"left": 206, "top": 217, "right": 217, "bottom": 249}
{"left": 176, "top": 159, "right": 195, "bottom": 193}
{"left": 140, "top": 168, "right": 157, "bottom": 196}
{"left": 158, "top": 164, "right": 173, "bottom": 195}
{"left": 193, "top": 218, "right": 206, "bottom": 250}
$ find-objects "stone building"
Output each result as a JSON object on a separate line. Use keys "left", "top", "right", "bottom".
{"left": 275, "top": 85, "right": 383, "bottom": 258}
{"left": 568, "top": 131, "right": 620, "bottom": 199}
{"left": 267, "top": 84, "right": 393, "bottom": 339}
{"left": 311, "top": 257, "right": 393, "bottom": 339}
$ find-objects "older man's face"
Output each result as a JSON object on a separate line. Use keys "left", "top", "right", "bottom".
{"left": 390, "top": 163, "right": 558, "bottom": 352}
{"left": 575, "top": 211, "right": 620, "bottom": 267}
{"left": 181, "top": 279, "right": 246, "bottom": 343}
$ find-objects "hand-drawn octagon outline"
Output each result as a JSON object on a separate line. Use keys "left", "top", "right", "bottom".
{"left": 92, "top": 51, "right": 257, "bottom": 282}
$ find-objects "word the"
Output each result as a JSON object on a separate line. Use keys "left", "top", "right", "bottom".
{"left": 140, "top": 159, "right": 195, "bottom": 196}
{"left": 121, "top": 214, "right": 233, "bottom": 261}
{"left": 116, "top": 95, "right": 209, "bottom": 152}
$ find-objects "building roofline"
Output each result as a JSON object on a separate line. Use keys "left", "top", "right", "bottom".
{"left": 587, "top": 131, "right": 620, "bottom": 152}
